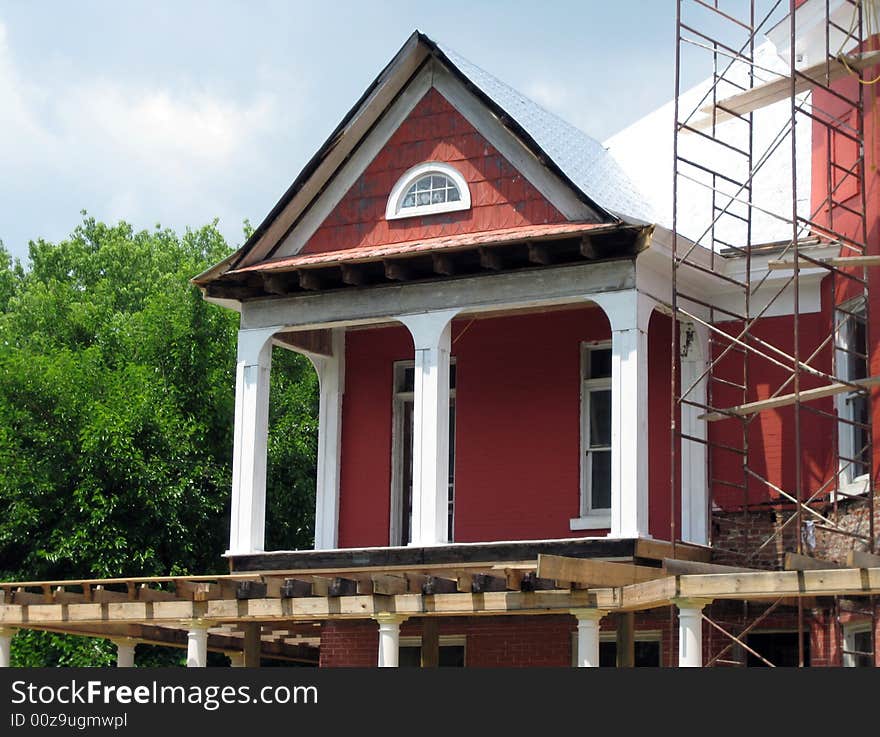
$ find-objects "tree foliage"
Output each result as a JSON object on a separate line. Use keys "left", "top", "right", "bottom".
{"left": 0, "top": 216, "right": 318, "bottom": 665}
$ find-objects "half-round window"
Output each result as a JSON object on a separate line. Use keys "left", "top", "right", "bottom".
{"left": 386, "top": 162, "right": 471, "bottom": 220}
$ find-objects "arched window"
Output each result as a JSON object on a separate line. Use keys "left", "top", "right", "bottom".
{"left": 386, "top": 162, "right": 470, "bottom": 220}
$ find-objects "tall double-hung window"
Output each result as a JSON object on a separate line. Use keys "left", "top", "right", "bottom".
{"left": 578, "top": 342, "right": 612, "bottom": 523}
{"left": 836, "top": 296, "right": 869, "bottom": 491}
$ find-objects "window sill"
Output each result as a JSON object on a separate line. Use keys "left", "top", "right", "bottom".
{"left": 570, "top": 514, "right": 611, "bottom": 531}
{"left": 834, "top": 474, "right": 870, "bottom": 500}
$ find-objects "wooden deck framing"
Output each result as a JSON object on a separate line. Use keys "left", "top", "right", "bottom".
{"left": 2, "top": 542, "right": 878, "bottom": 661}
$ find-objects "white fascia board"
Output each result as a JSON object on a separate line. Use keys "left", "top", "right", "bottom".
{"left": 240, "top": 259, "right": 635, "bottom": 332}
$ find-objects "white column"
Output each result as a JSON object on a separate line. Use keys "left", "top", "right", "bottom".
{"left": 680, "top": 322, "right": 709, "bottom": 545}
{"left": 398, "top": 309, "right": 460, "bottom": 546}
{"left": 228, "top": 652, "right": 245, "bottom": 668}
{"left": 674, "top": 598, "right": 711, "bottom": 667}
{"left": 228, "top": 326, "right": 278, "bottom": 555}
{"left": 185, "top": 620, "right": 211, "bottom": 668}
{"left": 311, "top": 328, "right": 345, "bottom": 550}
{"left": 0, "top": 627, "right": 14, "bottom": 667}
{"left": 571, "top": 609, "right": 607, "bottom": 667}
{"left": 590, "top": 290, "right": 652, "bottom": 539}
{"left": 375, "top": 613, "right": 408, "bottom": 667}
{"left": 113, "top": 637, "right": 136, "bottom": 668}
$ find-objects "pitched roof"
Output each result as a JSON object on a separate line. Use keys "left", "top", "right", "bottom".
{"left": 195, "top": 31, "right": 654, "bottom": 286}
{"left": 437, "top": 43, "right": 656, "bottom": 226}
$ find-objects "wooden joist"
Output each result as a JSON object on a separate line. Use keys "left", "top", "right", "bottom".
{"left": 478, "top": 247, "right": 504, "bottom": 270}
{"left": 633, "top": 538, "right": 712, "bottom": 563}
{"left": 699, "top": 376, "right": 880, "bottom": 421}
{"left": 537, "top": 554, "right": 665, "bottom": 587}
{"left": 688, "top": 50, "right": 880, "bottom": 131}
{"left": 662, "top": 559, "right": 758, "bottom": 575}
{"left": 297, "top": 270, "right": 325, "bottom": 291}
{"left": 784, "top": 553, "right": 843, "bottom": 571}
{"left": 340, "top": 263, "right": 367, "bottom": 286}
{"left": 383, "top": 260, "right": 413, "bottom": 281}
{"left": 432, "top": 253, "right": 455, "bottom": 276}
{"left": 847, "top": 550, "right": 880, "bottom": 568}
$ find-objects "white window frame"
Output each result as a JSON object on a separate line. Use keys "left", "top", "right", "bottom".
{"left": 571, "top": 340, "right": 613, "bottom": 531}
{"left": 385, "top": 161, "right": 471, "bottom": 220}
{"left": 389, "top": 359, "right": 457, "bottom": 546}
{"left": 842, "top": 621, "right": 874, "bottom": 667}
{"left": 835, "top": 295, "right": 870, "bottom": 496}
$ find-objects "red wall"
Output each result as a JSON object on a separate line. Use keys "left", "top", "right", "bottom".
{"left": 301, "top": 88, "right": 567, "bottom": 255}
{"left": 338, "top": 304, "right": 679, "bottom": 547}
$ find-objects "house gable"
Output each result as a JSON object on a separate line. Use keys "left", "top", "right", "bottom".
{"left": 300, "top": 88, "right": 568, "bottom": 255}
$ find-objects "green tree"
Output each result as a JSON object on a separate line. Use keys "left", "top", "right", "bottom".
{"left": 0, "top": 217, "right": 318, "bottom": 665}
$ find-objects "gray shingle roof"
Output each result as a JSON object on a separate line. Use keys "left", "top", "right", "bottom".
{"left": 438, "top": 42, "right": 656, "bottom": 226}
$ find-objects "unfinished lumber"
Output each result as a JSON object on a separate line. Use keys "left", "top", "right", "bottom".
{"left": 279, "top": 578, "right": 313, "bottom": 598}
{"left": 784, "top": 553, "right": 844, "bottom": 571}
{"left": 470, "top": 574, "right": 508, "bottom": 593}
{"left": 478, "top": 247, "right": 504, "bottom": 270}
{"left": 663, "top": 559, "right": 758, "bottom": 575}
{"left": 371, "top": 574, "right": 408, "bottom": 596}
{"left": 846, "top": 550, "right": 880, "bottom": 569}
{"left": 297, "top": 270, "right": 325, "bottom": 291}
{"left": 537, "top": 554, "right": 664, "bottom": 587}
{"left": 421, "top": 576, "right": 458, "bottom": 595}
{"left": 688, "top": 50, "right": 880, "bottom": 131}
{"left": 634, "top": 538, "right": 712, "bottom": 563}
{"left": 699, "top": 376, "right": 880, "bottom": 421}
{"left": 340, "top": 263, "right": 368, "bottom": 286}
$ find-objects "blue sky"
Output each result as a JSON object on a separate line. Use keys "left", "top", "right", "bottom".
{"left": 0, "top": 1, "right": 686, "bottom": 261}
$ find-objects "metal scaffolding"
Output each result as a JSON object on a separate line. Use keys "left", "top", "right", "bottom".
{"left": 671, "top": 0, "right": 878, "bottom": 666}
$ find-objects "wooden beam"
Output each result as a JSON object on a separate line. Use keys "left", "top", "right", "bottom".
{"left": 174, "top": 580, "right": 222, "bottom": 602}
{"left": 689, "top": 50, "right": 880, "bottom": 131}
{"left": 383, "top": 260, "right": 413, "bottom": 281}
{"left": 784, "top": 553, "right": 844, "bottom": 571}
{"left": 136, "top": 585, "right": 177, "bottom": 602}
{"left": 848, "top": 551, "right": 880, "bottom": 568}
{"left": 421, "top": 618, "right": 439, "bottom": 668}
{"left": 663, "top": 559, "right": 758, "bottom": 575}
{"left": 371, "top": 574, "right": 408, "bottom": 596}
{"left": 479, "top": 247, "right": 504, "bottom": 270}
{"left": 243, "top": 622, "right": 261, "bottom": 668}
{"left": 538, "top": 555, "right": 665, "bottom": 587}
{"left": 280, "top": 578, "right": 314, "bottom": 598}
{"left": 261, "top": 273, "right": 291, "bottom": 295}
{"left": 699, "top": 376, "right": 880, "bottom": 421}
{"left": 328, "top": 577, "right": 358, "bottom": 597}
{"left": 579, "top": 236, "right": 597, "bottom": 259}
{"left": 432, "top": 253, "right": 455, "bottom": 276}
{"left": 422, "top": 576, "right": 463, "bottom": 595}
{"left": 616, "top": 612, "right": 635, "bottom": 668}
{"left": 340, "top": 263, "right": 368, "bottom": 286}
{"left": 92, "top": 586, "right": 129, "bottom": 604}
{"left": 634, "top": 539, "right": 712, "bottom": 563}
{"left": 298, "top": 270, "right": 325, "bottom": 291}
{"left": 517, "top": 572, "right": 556, "bottom": 592}
{"left": 527, "top": 242, "right": 553, "bottom": 265}
{"left": 470, "top": 574, "right": 508, "bottom": 593}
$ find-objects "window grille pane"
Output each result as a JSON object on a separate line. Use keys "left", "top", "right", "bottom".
{"left": 589, "top": 348, "right": 612, "bottom": 379}
{"left": 589, "top": 389, "right": 612, "bottom": 447}
{"left": 590, "top": 450, "right": 611, "bottom": 510}
{"left": 400, "top": 173, "right": 462, "bottom": 210}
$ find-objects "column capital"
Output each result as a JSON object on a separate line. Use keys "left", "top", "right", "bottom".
{"left": 570, "top": 608, "right": 608, "bottom": 621}
{"left": 181, "top": 618, "right": 216, "bottom": 630}
{"left": 672, "top": 597, "right": 713, "bottom": 612}
{"left": 373, "top": 612, "right": 409, "bottom": 627}
{"left": 0, "top": 627, "right": 17, "bottom": 638}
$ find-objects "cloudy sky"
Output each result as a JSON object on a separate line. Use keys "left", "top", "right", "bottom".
{"left": 1, "top": 1, "right": 688, "bottom": 261}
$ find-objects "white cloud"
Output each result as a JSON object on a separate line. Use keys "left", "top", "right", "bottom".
{"left": 0, "top": 19, "right": 290, "bottom": 257}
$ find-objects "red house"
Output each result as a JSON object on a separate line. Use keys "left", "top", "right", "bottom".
{"left": 1, "top": 1, "right": 877, "bottom": 670}
{"left": 191, "top": 6, "right": 879, "bottom": 668}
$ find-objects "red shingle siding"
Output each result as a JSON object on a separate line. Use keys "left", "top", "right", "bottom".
{"left": 301, "top": 88, "right": 567, "bottom": 255}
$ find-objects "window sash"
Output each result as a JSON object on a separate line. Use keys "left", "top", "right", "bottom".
{"left": 581, "top": 342, "right": 613, "bottom": 517}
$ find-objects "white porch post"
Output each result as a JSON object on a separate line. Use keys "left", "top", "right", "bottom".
{"left": 185, "top": 620, "right": 211, "bottom": 668}
{"left": 680, "top": 322, "right": 709, "bottom": 545}
{"left": 571, "top": 609, "right": 607, "bottom": 667}
{"left": 675, "top": 598, "right": 711, "bottom": 667}
{"left": 398, "top": 309, "right": 460, "bottom": 546}
{"left": 113, "top": 637, "right": 136, "bottom": 668}
{"left": 375, "top": 613, "right": 408, "bottom": 667}
{"left": 590, "top": 291, "right": 652, "bottom": 539}
{"left": 228, "top": 326, "right": 278, "bottom": 556}
{"left": 0, "top": 627, "right": 14, "bottom": 667}
{"left": 311, "top": 328, "right": 345, "bottom": 550}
